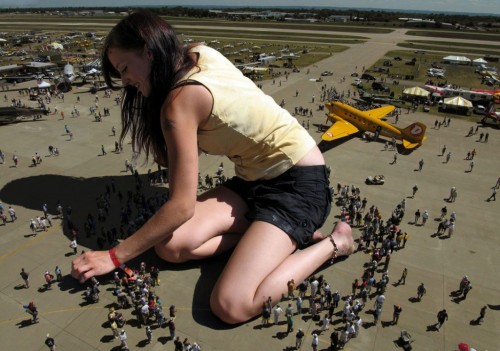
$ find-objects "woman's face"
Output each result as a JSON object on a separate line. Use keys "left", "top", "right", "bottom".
{"left": 108, "top": 46, "right": 152, "bottom": 97}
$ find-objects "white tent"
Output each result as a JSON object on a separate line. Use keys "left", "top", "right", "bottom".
{"left": 50, "top": 42, "right": 64, "bottom": 50}
{"left": 443, "top": 55, "right": 471, "bottom": 64}
{"left": 443, "top": 96, "right": 473, "bottom": 108}
{"left": 472, "top": 58, "right": 488, "bottom": 66}
{"left": 37, "top": 81, "right": 51, "bottom": 88}
{"left": 403, "top": 86, "right": 430, "bottom": 97}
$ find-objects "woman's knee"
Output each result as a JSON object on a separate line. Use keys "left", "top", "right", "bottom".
{"left": 154, "top": 240, "right": 190, "bottom": 263}
{"left": 209, "top": 289, "right": 256, "bottom": 325}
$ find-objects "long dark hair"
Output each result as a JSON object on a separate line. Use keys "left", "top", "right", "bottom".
{"left": 102, "top": 10, "right": 196, "bottom": 166}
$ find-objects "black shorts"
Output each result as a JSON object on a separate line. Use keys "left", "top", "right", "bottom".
{"left": 223, "top": 165, "right": 332, "bottom": 248}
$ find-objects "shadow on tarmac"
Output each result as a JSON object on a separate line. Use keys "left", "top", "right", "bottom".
{"left": 0, "top": 173, "right": 239, "bottom": 329}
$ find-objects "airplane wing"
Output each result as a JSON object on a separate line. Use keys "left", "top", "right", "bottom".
{"left": 322, "top": 119, "right": 359, "bottom": 141}
{"left": 366, "top": 105, "right": 396, "bottom": 120}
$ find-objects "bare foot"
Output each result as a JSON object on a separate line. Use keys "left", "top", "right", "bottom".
{"left": 312, "top": 222, "right": 354, "bottom": 257}
{"left": 329, "top": 221, "right": 354, "bottom": 257}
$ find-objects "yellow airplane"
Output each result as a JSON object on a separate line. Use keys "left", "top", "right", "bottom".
{"left": 322, "top": 101, "right": 427, "bottom": 149}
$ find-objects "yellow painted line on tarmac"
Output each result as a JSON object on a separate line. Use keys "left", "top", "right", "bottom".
{"left": 0, "top": 304, "right": 103, "bottom": 325}
{"left": 0, "top": 225, "right": 57, "bottom": 262}
{"left": 1, "top": 305, "right": 198, "bottom": 326}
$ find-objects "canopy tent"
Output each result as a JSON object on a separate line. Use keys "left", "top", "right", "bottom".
{"left": 403, "top": 86, "right": 430, "bottom": 97}
{"left": 443, "top": 55, "right": 471, "bottom": 64}
{"left": 50, "top": 42, "right": 64, "bottom": 50}
{"left": 473, "top": 57, "right": 488, "bottom": 66}
{"left": 37, "top": 81, "right": 51, "bottom": 88}
{"left": 443, "top": 96, "right": 473, "bottom": 108}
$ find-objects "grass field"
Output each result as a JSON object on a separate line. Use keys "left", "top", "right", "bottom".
{"left": 1, "top": 13, "right": 499, "bottom": 118}
{"left": 359, "top": 49, "right": 499, "bottom": 90}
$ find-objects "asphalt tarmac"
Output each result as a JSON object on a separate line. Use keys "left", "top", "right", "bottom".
{"left": 0, "top": 29, "right": 498, "bottom": 351}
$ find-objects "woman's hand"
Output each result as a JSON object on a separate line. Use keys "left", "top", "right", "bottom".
{"left": 71, "top": 250, "right": 116, "bottom": 283}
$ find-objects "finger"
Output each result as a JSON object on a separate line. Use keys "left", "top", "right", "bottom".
{"left": 80, "top": 269, "right": 94, "bottom": 284}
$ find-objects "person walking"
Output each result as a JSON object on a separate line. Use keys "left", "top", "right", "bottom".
{"left": 311, "top": 333, "right": 319, "bottom": 351}
{"left": 273, "top": 304, "right": 283, "bottom": 325}
{"left": 55, "top": 266, "right": 63, "bottom": 281}
{"left": 440, "top": 206, "right": 448, "bottom": 220}
{"left": 145, "top": 325, "right": 153, "bottom": 344}
{"left": 392, "top": 305, "right": 402, "bottom": 325}
{"left": 44, "top": 334, "right": 55, "bottom": 351}
{"left": 412, "top": 184, "right": 418, "bottom": 198}
{"left": 436, "top": 309, "right": 448, "bottom": 331}
{"left": 392, "top": 153, "right": 397, "bottom": 164}
{"left": 168, "top": 319, "right": 176, "bottom": 340}
{"left": 44, "top": 271, "right": 54, "bottom": 289}
{"left": 398, "top": 268, "right": 407, "bottom": 285}
{"left": 8, "top": 205, "right": 17, "bottom": 221}
{"left": 417, "top": 283, "right": 426, "bottom": 301}
{"left": 462, "top": 281, "right": 472, "bottom": 299}
{"left": 20, "top": 268, "right": 30, "bottom": 288}
{"left": 487, "top": 187, "right": 496, "bottom": 201}
{"left": 477, "top": 305, "right": 487, "bottom": 324}
{"left": 69, "top": 239, "right": 78, "bottom": 255}
{"left": 118, "top": 329, "right": 129, "bottom": 350}
{"left": 295, "top": 328, "right": 304, "bottom": 349}
{"left": 286, "top": 313, "right": 294, "bottom": 334}
{"left": 23, "top": 301, "right": 39, "bottom": 323}
{"left": 414, "top": 209, "right": 421, "bottom": 225}
{"left": 418, "top": 159, "right": 424, "bottom": 171}
{"left": 295, "top": 295, "right": 303, "bottom": 315}
{"left": 320, "top": 313, "right": 330, "bottom": 332}
{"left": 422, "top": 210, "right": 429, "bottom": 225}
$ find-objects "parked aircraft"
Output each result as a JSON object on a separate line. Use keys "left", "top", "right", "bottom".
{"left": 0, "top": 106, "right": 48, "bottom": 124}
{"left": 481, "top": 102, "right": 500, "bottom": 125}
{"left": 1, "top": 74, "right": 36, "bottom": 83}
{"left": 322, "top": 101, "right": 427, "bottom": 149}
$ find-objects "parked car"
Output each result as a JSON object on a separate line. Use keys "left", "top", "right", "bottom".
{"left": 321, "top": 71, "right": 333, "bottom": 76}
{"left": 366, "top": 175, "right": 385, "bottom": 185}
{"left": 361, "top": 73, "right": 376, "bottom": 81}
{"left": 371, "top": 81, "right": 390, "bottom": 92}
{"left": 352, "top": 78, "right": 363, "bottom": 86}
{"left": 474, "top": 105, "right": 486, "bottom": 115}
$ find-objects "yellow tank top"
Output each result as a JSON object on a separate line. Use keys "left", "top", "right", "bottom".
{"left": 178, "top": 45, "right": 315, "bottom": 181}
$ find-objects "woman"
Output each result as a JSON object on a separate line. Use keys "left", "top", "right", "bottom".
{"left": 71, "top": 10, "right": 353, "bottom": 324}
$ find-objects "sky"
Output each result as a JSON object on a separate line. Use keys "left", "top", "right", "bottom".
{"left": 0, "top": 0, "right": 499, "bottom": 15}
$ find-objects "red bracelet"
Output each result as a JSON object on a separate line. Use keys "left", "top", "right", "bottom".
{"left": 108, "top": 247, "right": 122, "bottom": 268}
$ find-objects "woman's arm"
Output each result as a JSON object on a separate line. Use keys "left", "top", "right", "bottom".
{"left": 71, "top": 84, "right": 212, "bottom": 282}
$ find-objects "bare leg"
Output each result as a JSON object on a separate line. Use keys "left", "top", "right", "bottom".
{"left": 154, "top": 186, "right": 251, "bottom": 263}
{"left": 210, "top": 221, "right": 353, "bottom": 324}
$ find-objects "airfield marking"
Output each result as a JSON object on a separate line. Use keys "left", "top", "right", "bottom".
{"left": 0, "top": 225, "right": 57, "bottom": 262}
{"left": 0, "top": 305, "right": 198, "bottom": 326}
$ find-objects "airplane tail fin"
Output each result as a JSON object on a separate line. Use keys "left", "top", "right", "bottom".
{"left": 401, "top": 122, "right": 427, "bottom": 149}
